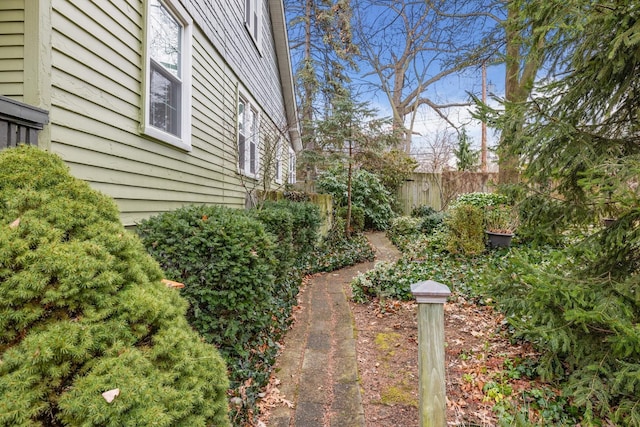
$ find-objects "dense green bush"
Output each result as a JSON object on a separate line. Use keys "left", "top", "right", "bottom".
{"left": 386, "top": 216, "right": 422, "bottom": 250}
{"left": 411, "top": 205, "right": 438, "bottom": 217}
{"left": 359, "top": 149, "right": 418, "bottom": 212}
{"left": 336, "top": 205, "right": 365, "bottom": 234}
{"left": 419, "top": 212, "right": 446, "bottom": 235}
{"left": 250, "top": 203, "right": 296, "bottom": 278}
{"left": 486, "top": 242, "right": 640, "bottom": 425}
{"left": 137, "top": 205, "right": 279, "bottom": 424}
{"left": 249, "top": 199, "right": 322, "bottom": 338}
{"left": 317, "top": 167, "right": 394, "bottom": 230}
{"left": 263, "top": 199, "right": 321, "bottom": 261}
{"left": 453, "top": 192, "right": 508, "bottom": 209}
{"left": 306, "top": 218, "right": 375, "bottom": 273}
{"left": 411, "top": 205, "right": 446, "bottom": 235}
{"left": 0, "top": 146, "right": 229, "bottom": 427}
{"left": 444, "top": 204, "right": 485, "bottom": 255}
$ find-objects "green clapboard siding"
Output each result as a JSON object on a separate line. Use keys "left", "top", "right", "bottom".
{"left": 48, "top": 0, "right": 253, "bottom": 225}
{"left": 0, "top": 1, "right": 24, "bottom": 98}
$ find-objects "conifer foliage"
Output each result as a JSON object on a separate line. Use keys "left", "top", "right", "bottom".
{"left": 484, "top": 1, "right": 640, "bottom": 423}
{"left": 0, "top": 146, "right": 230, "bottom": 426}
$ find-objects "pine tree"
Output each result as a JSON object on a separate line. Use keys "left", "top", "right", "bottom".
{"left": 453, "top": 127, "right": 479, "bottom": 171}
{"left": 488, "top": 1, "right": 640, "bottom": 424}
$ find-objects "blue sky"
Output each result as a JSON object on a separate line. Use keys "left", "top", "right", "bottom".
{"left": 285, "top": 0, "right": 507, "bottom": 157}
{"left": 362, "top": 63, "right": 505, "bottom": 155}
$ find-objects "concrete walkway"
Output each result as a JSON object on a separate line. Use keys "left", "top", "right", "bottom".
{"left": 268, "top": 232, "right": 401, "bottom": 427}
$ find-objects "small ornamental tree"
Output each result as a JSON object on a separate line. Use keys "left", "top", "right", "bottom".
{"left": 0, "top": 146, "right": 230, "bottom": 427}
{"left": 453, "top": 127, "right": 479, "bottom": 172}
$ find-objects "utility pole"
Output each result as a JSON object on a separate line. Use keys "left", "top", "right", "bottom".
{"left": 481, "top": 61, "right": 487, "bottom": 173}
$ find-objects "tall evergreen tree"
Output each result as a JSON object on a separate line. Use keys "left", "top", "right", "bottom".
{"left": 490, "top": 2, "right": 640, "bottom": 423}
{"left": 315, "top": 90, "right": 400, "bottom": 235}
{"left": 285, "top": 0, "right": 358, "bottom": 187}
{"left": 453, "top": 127, "right": 479, "bottom": 171}
{"left": 512, "top": 0, "right": 640, "bottom": 248}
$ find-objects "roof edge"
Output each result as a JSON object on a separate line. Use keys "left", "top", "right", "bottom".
{"left": 269, "top": 0, "right": 302, "bottom": 152}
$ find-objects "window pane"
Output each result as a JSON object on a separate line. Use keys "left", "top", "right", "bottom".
{"left": 150, "top": 0, "right": 181, "bottom": 78}
{"left": 150, "top": 62, "right": 181, "bottom": 136}
{"left": 238, "top": 100, "right": 246, "bottom": 171}
{"left": 250, "top": 141, "right": 256, "bottom": 174}
{"left": 238, "top": 134, "right": 246, "bottom": 170}
{"left": 289, "top": 150, "right": 296, "bottom": 183}
{"left": 253, "top": 6, "right": 259, "bottom": 39}
{"left": 238, "top": 100, "right": 245, "bottom": 135}
{"left": 250, "top": 107, "right": 258, "bottom": 174}
{"left": 275, "top": 140, "right": 282, "bottom": 181}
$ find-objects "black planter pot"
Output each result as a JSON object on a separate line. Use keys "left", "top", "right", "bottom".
{"left": 486, "top": 231, "right": 514, "bottom": 248}
{"left": 603, "top": 218, "right": 617, "bottom": 227}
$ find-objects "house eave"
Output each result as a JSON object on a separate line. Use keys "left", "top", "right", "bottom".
{"left": 269, "top": 0, "right": 302, "bottom": 153}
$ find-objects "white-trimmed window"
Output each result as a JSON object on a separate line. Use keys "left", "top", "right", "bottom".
{"left": 275, "top": 138, "right": 283, "bottom": 184}
{"left": 288, "top": 146, "right": 296, "bottom": 184}
{"left": 244, "top": 0, "right": 262, "bottom": 49}
{"left": 238, "top": 98, "right": 260, "bottom": 177}
{"left": 144, "top": 0, "right": 192, "bottom": 151}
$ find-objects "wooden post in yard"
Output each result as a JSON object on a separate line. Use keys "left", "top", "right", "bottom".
{"left": 411, "top": 280, "right": 451, "bottom": 427}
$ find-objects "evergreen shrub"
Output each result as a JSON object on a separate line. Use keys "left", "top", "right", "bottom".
{"left": 267, "top": 199, "right": 321, "bottom": 260}
{"left": 336, "top": 205, "right": 365, "bottom": 234}
{"left": 137, "top": 205, "right": 282, "bottom": 423}
{"left": 317, "top": 167, "right": 394, "bottom": 230}
{"left": 410, "top": 205, "right": 445, "bottom": 234}
{"left": 0, "top": 146, "right": 230, "bottom": 427}
{"left": 444, "top": 204, "right": 485, "bottom": 255}
{"left": 307, "top": 218, "right": 375, "bottom": 273}
{"left": 249, "top": 200, "right": 321, "bottom": 341}
{"left": 486, "top": 241, "right": 640, "bottom": 425}
{"left": 250, "top": 204, "right": 295, "bottom": 278}
{"left": 411, "top": 205, "right": 437, "bottom": 217}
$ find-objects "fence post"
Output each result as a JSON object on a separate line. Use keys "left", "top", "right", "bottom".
{"left": 411, "top": 280, "right": 451, "bottom": 427}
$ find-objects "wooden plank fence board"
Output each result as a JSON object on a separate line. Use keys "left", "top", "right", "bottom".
{"left": 398, "top": 171, "right": 499, "bottom": 214}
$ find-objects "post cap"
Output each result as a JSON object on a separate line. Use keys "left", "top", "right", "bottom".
{"left": 411, "top": 280, "right": 451, "bottom": 304}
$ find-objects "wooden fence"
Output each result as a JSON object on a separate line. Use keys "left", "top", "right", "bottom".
{"left": 398, "top": 173, "right": 442, "bottom": 214}
{"left": 398, "top": 171, "right": 499, "bottom": 214}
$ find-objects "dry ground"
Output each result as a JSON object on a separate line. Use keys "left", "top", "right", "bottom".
{"left": 348, "top": 292, "right": 542, "bottom": 426}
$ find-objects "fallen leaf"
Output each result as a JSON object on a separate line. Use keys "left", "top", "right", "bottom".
{"left": 162, "top": 279, "right": 185, "bottom": 288}
{"left": 9, "top": 218, "right": 20, "bottom": 228}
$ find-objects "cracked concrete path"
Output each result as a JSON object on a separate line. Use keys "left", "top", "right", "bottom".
{"left": 268, "top": 232, "right": 400, "bottom": 427}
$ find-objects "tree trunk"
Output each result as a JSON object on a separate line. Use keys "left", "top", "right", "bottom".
{"left": 301, "top": 0, "right": 317, "bottom": 189}
{"left": 499, "top": 3, "right": 521, "bottom": 185}
{"left": 346, "top": 141, "right": 353, "bottom": 238}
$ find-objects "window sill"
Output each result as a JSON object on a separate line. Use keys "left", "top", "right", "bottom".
{"left": 238, "top": 169, "right": 259, "bottom": 180}
{"left": 143, "top": 124, "right": 192, "bottom": 152}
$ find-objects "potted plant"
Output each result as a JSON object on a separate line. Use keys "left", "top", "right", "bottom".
{"left": 484, "top": 204, "right": 518, "bottom": 248}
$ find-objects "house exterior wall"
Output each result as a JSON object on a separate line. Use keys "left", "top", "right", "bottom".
{"left": 2, "top": 0, "right": 297, "bottom": 226}
{"left": 0, "top": 0, "right": 24, "bottom": 101}
{"left": 183, "top": 0, "right": 288, "bottom": 130}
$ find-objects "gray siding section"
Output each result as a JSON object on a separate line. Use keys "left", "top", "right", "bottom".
{"left": 181, "top": 0, "right": 288, "bottom": 129}
{"left": 0, "top": 0, "right": 24, "bottom": 100}
{"left": 48, "top": 0, "right": 248, "bottom": 225}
